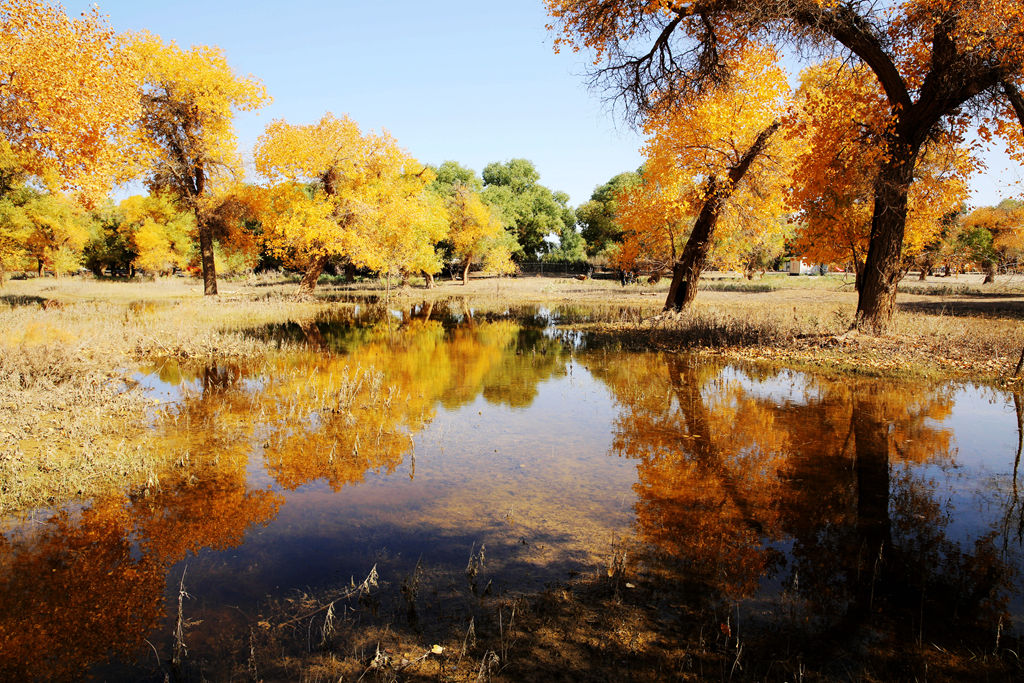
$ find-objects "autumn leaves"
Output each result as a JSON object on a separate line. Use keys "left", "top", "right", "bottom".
{"left": 0, "top": 1, "right": 513, "bottom": 297}
{"left": 547, "top": 0, "right": 1024, "bottom": 331}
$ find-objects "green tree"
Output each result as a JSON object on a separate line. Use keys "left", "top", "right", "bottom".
{"left": 430, "top": 160, "right": 483, "bottom": 195}
{"left": 576, "top": 170, "right": 641, "bottom": 257}
{"left": 481, "top": 159, "right": 575, "bottom": 260}
{"left": 545, "top": 222, "right": 587, "bottom": 262}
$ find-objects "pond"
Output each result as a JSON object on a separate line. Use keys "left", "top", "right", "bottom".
{"left": 2, "top": 301, "right": 1023, "bottom": 680}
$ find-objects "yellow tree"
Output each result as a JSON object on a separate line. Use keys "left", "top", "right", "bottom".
{"left": 361, "top": 165, "right": 449, "bottom": 299}
{"left": 253, "top": 114, "right": 414, "bottom": 295}
{"left": 790, "top": 62, "right": 972, "bottom": 287}
{"left": 547, "top": 0, "right": 1024, "bottom": 332}
{"left": 614, "top": 173, "right": 689, "bottom": 275}
{"left": 21, "top": 192, "right": 90, "bottom": 276}
{"left": 132, "top": 32, "right": 269, "bottom": 295}
{"left": 959, "top": 201, "right": 1024, "bottom": 282}
{"left": 443, "top": 184, "right": 504, "bottom": 285}
{"left": 0, "top": 0, "right": 140, "bottom": 204}
{"left": 619, "top": 44, "right": 794, "bottom": 311}
{"left": 118, "top": 194, "right": 194, "bottom": 275}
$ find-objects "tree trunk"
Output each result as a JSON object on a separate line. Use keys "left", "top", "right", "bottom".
{"left": 297, "top": 253, "right": 328, "bottom": 296}
{"left": 664, "top": 178, "right": 724, "bottom": 311}
{"left": 983, "top": 259, "right": 996, "bottom": 284}
{"left": 422, "top": 270, "right": 434, "bottom": 289}
{"left": 37, "top": 258, "right": 43, "bottom": 277}
{"left": 197, "top": 220, "right": 218, "bottom": 296}
{"left": 344, "top": 263, "right": 356, "bottom": 283}
{"left": 462, "top": 259, "right": 471, "bottom": 286}
{"left": 855, "top": 137, "right": 919, "bottom": 332}
{"left": 664, "top": 121, "right": 781, "bottom": 312}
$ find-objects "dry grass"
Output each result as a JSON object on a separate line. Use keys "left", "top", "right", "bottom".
{"left": 0, "top": 277, "right": 336, "bottom": 514}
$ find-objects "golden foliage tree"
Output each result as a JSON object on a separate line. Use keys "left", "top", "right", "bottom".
{"left": 254, "top": 114, "right": 439, "bottom": 295}
{"left": 132, "top": 31, "right": 269, "bottom": 295}
{"left": 547, "top": 0, "right": 1024, "bottom": 332}
{"left": 614, "top": 44, "right": 794, "bottom": 310}
{"left": 444, "top": 185, "right": 505, "bottom": 285}
{"left": 790, "top": 62, "right": 972, "bottom": 286}
{"left": 0, "top": 0, "right": 140, "bottom": 204}
{"left": 117, "top": 193, "right": 194, "bottom": 275}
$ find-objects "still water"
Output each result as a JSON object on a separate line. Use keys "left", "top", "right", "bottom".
{"left": 2, "top": 303, "right": 1023, "bottom": 680}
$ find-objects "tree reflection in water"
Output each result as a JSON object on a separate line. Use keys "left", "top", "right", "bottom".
{"left": 587, "top": 351, "right": 1017, "bottom": 673}
{"left": 1, "top": 306, "right": 1022, "bottom": 680}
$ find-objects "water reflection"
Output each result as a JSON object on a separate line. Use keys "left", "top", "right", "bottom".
{"left": 586, "top": 352, "right": 1016, "bottom": 659}
{"left": 0, "top": 463, "right": 280, "bottom": 681}
{"left": 0, "top": 307, "right": 1022, "bottom": 679}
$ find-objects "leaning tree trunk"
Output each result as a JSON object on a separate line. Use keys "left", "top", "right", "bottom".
{"left": 664, "top": 178, "right": 726, "bottom": 312}
{"left": 296, "top": 253, "right": 328, "bottom": 297}
{"left": 664, "top": 121, "right": 781, "bottom": 312}
{"left": 422, "top": 270, "right": 434, "bottom": 289}
{"left": 856, "top": 137, "right": 919, "bottom": 332}
{"left": 462, "top": 259, "right": 471, "bottom": 286}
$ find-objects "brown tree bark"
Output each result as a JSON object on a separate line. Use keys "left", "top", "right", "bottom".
{"left": 983, "top": 259, "right": 996, "bottom": 284}
{"left": 664, "top": 121, "right": 781, "bottom": 312}
{"left": 296, "top": 253, "right": 328, "bottom": 297}
{"left": 422, "top": 270, "right": 434, "bottom": 289}
{"left": 855, "top": 137, "right": 919, "bottom": 332}
{"left": 462, "top": 259, "right": 471, "bottom": 286}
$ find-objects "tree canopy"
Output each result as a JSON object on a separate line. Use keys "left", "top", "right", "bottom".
{"left": 0, "top": 0, "right": 141, "bottom": 204}
{"left": 547, "top": 0, "right": 1024, "bottom": 331}
{"left": 481, "top": 158, "right": 576, "bottom": 260}
{"left": 133, "top": 31, "right": 269, "bottom": 295}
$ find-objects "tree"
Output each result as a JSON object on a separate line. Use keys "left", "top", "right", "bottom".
{"left": 545, "top": 221, "right": 587, "bottom": 262}
{"left": 790, "top": 61, "right": 972, "bottom": 288}
{"left": 0, "top": 0, "right": 140, "bottom": 204}
{"left": 117, "top": 194, "right": 194, "bottom": 275}
{"left": 441, "top": 184, "right": 506, "bottom": 284}
{"left": 132, "top": 32, "right": 269, "bottom": 295}
{"left": 21, "top": 191, "right": 90, "bottom": 276}
{"left": 481, "top": 159, "right": 575, "bottom": 260}
{"left": 617, "top": 43, "right": 794, "bottom": 311}
{"left": 431, "top": 160, "right": 483, "bottom": 194}
{"left": 575, "top": 171, "right": 641, "bottom": 258}
{"left": 547, "top": 0, "right": 1024, "bottom": 332}
{"left": 960, "top": 201, "right": 1024, "bottom": 282}
{"left": 254, "top": 114, "right": 422, "bottom": 295}
{"left": 360, "top": 165, "right": 449, "bottom": 299}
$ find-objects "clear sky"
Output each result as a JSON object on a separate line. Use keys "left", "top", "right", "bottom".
{"left": 64, "top": 0, "right": 1021, "bottom": 208}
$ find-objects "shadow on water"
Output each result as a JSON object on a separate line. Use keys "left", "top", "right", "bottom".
{"left": 2, "top": 308, "right": 1024, "bottom": 680}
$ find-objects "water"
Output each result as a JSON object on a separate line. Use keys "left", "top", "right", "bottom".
{"left": 2, "top": 303, "right": 1023, "bottom": 680}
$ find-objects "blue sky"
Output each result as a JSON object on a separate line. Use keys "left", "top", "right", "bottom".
{"left": 65, "top": 0, "right": 1020, "bottom": 208}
